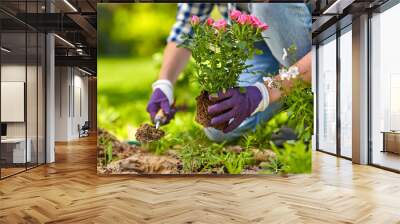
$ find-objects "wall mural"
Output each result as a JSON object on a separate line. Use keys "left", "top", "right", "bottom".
{"left": 97, "top": 3, "right": 313, "bottom": 175}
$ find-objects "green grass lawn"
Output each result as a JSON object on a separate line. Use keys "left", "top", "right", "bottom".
{"left": 98, "top": 57, "right": 154, "bottom": 139}
{"left": 98, "top": 57, "right": 157, "bottom": 91}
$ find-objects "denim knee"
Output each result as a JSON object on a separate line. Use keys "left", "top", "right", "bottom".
{"left": 203, "top": 127, "right": 240, "bottom": 142}
{"left": 203, "top": 114, "right": 260, "bottom": 142}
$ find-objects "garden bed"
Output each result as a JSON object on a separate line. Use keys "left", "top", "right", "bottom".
{"left": 97, "top": 127, "right": 279, "bottom": 175}
{"left": 97, "top": 98, "right": 312, "bottom": 175}
{"left": 97, "top": 129, "right": 181, "bottom": 174}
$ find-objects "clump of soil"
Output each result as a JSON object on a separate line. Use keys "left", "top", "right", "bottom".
{"left": 251, "top": 148, "right": 276, "bottom": 163}
{"left": 135, "top": 123, "right": 165, "bottom": 143}
{"left": 195, "top": 91, "right": 228, "bottom": 131}
{"left": 226, "top": 145, "right": 243, "bottom": 154}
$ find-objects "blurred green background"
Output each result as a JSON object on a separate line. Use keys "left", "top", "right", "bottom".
{"left": 97, "top": 3, "right": 221, "bottom": 140}
{"left": 98, "top": 3, "right": 176, "bottom": 57}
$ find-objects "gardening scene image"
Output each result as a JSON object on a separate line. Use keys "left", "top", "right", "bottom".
{"left": 97, "top": 3, "right": 313, "bottom": 175}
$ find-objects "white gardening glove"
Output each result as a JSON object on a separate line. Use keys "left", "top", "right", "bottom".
{"left": 151, "top": 79, "right": 174, "bottom": 105}
{"left": 251, "top": 81, "right": 270, "bottom": 115}
{"left": 147, "top": 79, "right": 175, "bottom": 124}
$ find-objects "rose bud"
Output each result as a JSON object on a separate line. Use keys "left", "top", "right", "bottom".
{"left": 191, "top": 15, "right": 200, "bottom": 25}
{"left": 213, "top": 19, "right": 227, "bottom": 30}
{"left": 259, "top": 23, "right": 269, "bottom": 31}
{"left": 206, "top": 18, "right": 214, "bottom": 26}
{"left": 237, "top": 14, "right": 249, "bottom": 25}
{"left": 230, "top": 10, "right": 241, "bottom": 21}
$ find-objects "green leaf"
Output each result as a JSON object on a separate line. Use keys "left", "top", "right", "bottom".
{"left": 210, "top": 92, "right": 218, "bottom": 98}
{"left": 238, "top": 41, "right": 247, "bottom": 49}
{"left": 255, "top": 49, "right": 263, "bottom": 55}
{"left": 239, "top": 87, "right": 247, "bottom": 94}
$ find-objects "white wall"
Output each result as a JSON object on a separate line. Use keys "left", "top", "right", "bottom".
{"left": 55, "top": 66, "right": 70, "bottom": 141}
{"left": 54, "top": 67, "right": 89, "bottom": 141}
{"left": 72, "top": 73, "right": 89, "bottom": 138}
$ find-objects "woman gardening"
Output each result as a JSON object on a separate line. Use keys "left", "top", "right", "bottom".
{"left": 147, "top": 3, "right": 312, "bottom": 142}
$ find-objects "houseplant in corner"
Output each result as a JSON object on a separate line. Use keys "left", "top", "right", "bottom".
{"left": 180, "top": 11, "right": 269, "bottom": 130}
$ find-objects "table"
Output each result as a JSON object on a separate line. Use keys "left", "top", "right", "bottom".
{"left": 382, "top": 131, "right": 400, "bottom": 154}
{"left": 1, "top": 138, "right": 31, "bottom": 163}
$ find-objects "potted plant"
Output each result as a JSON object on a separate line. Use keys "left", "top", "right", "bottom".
{"left": 180, "top": 11, "right": 269, "bottom": 130}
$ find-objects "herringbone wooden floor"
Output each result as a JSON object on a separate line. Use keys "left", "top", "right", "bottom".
{"left": 1, "top": 135, "right": 400, "bottom": 224}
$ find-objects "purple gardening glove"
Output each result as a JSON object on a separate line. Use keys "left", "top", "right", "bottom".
{"left": 208, "top": 86, "right": 263, "bottom": 133}
{"left": 146, "top": 81, "right": 175, "bottom": 125}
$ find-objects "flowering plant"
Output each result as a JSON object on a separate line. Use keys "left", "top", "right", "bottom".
{"left": 180, "top": 10, "right": 269, "bottom": 94}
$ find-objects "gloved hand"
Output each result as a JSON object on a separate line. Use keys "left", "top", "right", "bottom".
{"left": 146, "top": 80, "right": 175, "bottom": 125}
{"left": 208, "top": 82, "right": 270, "bottom": 133}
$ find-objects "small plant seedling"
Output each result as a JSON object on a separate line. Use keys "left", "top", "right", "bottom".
{"left": 98, "top": 135, "right": 114, "bottom": 166}
{"left": 222, "top": 151, "right": 253, "bottom": 174}
{"left": 269, "top": 141, "right": 312, "bottom": 174}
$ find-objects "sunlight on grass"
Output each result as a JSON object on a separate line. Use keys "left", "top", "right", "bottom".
{"left": 98, "top": 57, "right": 158, "bottom": 139}
{"left": 98, "top": 56, "right": 199, "bottom": 140}
{"left": 98, "top": 57, "right": 156, "bottom": 90}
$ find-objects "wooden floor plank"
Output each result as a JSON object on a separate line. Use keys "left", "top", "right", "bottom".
{"left": 0, "top": 135, "right": 400, "bottom": 223}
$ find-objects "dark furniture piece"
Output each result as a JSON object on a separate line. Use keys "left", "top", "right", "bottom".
{"left": 382, "top": 131, "right": 400, "bottom": 154}
{"left": 1, "top": 123, "right": 7, "bottom": 137}
{"left": 78, "top": 121, "right": 90, "bottom": 138}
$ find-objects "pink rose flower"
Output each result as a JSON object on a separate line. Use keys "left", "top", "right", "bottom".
{"left": 206, "top": 18, "right": 214, "bottom": 26}
{"left": 249, "top": 15, "right": 261, "bottom": 27}
{"left": 213, "top": 19, "right": 227, "bottom": 30}
{"left": 191, "top": 15, "right": 200, "bottom": 25}
{"left": 237, "top": 14, "right": 246, "bottom": 25}
{"left": 230, "top": 10, "right": 241, "bottom": 20}
{"left": 259, "top": 23, "right": 269, "bottom": 31}
{"left": 237, "top": 14, "right": 251, "bottom": 25}
{"left": 246, "top": 15, "right": 253, "bottom": 25}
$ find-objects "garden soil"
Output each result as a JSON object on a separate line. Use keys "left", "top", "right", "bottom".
{"left": 195, "top": 91, "right": 228, "bottom": 131}
{"left": 135, "top": 123, "right": 165, "bottom": 143}
{"left": 98, "top": 129, "right": 276, "bottom": 175}
{"left": 98, "top": 129, "right": 180, "bottom": 175}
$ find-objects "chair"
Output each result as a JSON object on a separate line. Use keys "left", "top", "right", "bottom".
{"left": 79, "top": 121, "right": 90, "bottom": 138}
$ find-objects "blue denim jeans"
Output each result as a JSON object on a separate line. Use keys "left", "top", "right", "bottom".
{"left": 204, "top": 4, "right": 312, "bottom": 142}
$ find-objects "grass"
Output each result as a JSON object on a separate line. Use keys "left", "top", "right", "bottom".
{"left": 98, "top": 56, "right": 312, "bottom": 174}
{"left": 98, "top": 56, "right": 200, "bottom": 139}
{"left": 98, "top": 57, "right": 156, "bottom": 91}
{"left": 98, "top": 57, "right": 156, "bottom": 139}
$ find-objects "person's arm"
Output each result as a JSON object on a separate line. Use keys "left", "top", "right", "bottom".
{"left": 158, "top": 42, "right": 191, "bottom": 84}
{"left": 160, "top": 3, "right": 215, "bottom": 84}
{"left": 147, "top": 3, "right": 214, "bottom": 124}
{"left": 267, "top": 52, "right": 312, "bottom": 103}
{"left": 206, "top": 52, "right": 312, "bottom": 133}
